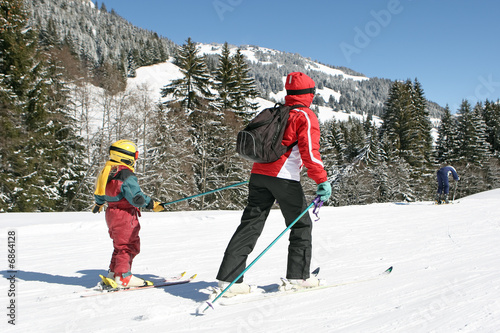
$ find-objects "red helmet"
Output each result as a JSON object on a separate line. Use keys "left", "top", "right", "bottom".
{"left": 285, "top": 72, "right": 316, "bottom": 95}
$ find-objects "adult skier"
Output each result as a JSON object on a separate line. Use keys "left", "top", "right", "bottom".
{"left": 93, "top": 139, "right": 164, "bottom": 288}
{"left": 436, "top": 165, "right": 459, "bottom": 204}
{"left": 216, "top": 72, "right": 332, "bottom": 295}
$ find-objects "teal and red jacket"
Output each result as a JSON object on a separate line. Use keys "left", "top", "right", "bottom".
{"left": 94, "top": 165, "right": 153, "bottom": 209}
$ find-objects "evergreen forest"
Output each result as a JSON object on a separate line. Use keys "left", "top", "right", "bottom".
{"left": 1, "top": 0, "right": 499, "bottom": 212}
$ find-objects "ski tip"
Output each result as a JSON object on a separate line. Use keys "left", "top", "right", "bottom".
{"left": 190, "top": 274, "right": 198, "bottom": 280}
{"left": 383, "top": 266, "right": 393, "bottom": 275}
{"left": 311, "top": 267, "right": 320, "bottom": 276}
{"left": 180, "top": 271, "right": 187, "bottom": 277}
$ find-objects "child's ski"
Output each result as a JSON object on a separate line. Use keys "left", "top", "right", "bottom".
{"left": 81, "top": 273, "right": 196, "bottom": 298}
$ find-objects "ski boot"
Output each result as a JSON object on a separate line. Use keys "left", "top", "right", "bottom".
{"left": 114, "top": 272, "right": 153, "bottom": 289}
{"left": 443, "top": 194, "right": 450, "bottom": 204}
{"left": 216, "top": 280, "right": 252, "bottom": 297}
{"left": 435, "top": 193, "right": 442, "bottom": 205}
{"left": 287, "top": 276, "right": 321, "bottom": 289}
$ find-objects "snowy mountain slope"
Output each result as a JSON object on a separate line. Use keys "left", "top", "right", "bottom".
{"left": 1, "top": 189, "right": 499, "bottom": 332}
{"left": 125, "top": 49, "right": 382, "bottom": 126}
{"left": 198, "top": 43, "right": 368, "bottom": 82}
{"left": 79, "top": 42, "right": 440, "bottom": 142}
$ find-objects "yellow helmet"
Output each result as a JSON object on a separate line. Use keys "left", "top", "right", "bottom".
{"left": 109, "top": 140, "right": 138, "bottom": 166}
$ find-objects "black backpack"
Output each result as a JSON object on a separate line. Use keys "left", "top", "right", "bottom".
{"left": 236, "top": 103, "right": 305, "bottom": 163}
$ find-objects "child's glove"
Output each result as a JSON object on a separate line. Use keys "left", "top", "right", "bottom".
{"left": 153, "top": 201, "right": 165, "bottom": 212}
{"left": 92, "top": 203, "right": 104, "bottom": 214}
{"left": 316, "top": 181, "right": 332, "bottom": 202}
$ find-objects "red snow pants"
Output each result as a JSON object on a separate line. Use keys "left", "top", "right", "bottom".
{"left": 105, "top": 205, "right": 141, "bottom": 275}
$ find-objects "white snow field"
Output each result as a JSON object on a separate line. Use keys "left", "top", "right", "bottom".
{"left": 1, "top": 189, "right": 499, "bottom": 332}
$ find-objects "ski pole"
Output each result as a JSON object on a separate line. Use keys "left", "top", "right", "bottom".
{"left": 202, "top": 197, "right": 321, "bottom": 313}
{"left": 452, "top": 180, "right": 458, "bottom": 202}
{"left": 160, "top": 180, "right": 249, "bottom": 207}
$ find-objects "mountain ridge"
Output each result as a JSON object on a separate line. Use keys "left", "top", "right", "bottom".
{"left": 27, "top": 0, "right": 444, "bottom": 119}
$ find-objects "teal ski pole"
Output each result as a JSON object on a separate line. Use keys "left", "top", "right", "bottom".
{"left": 160, "top": 180, "right": 249, "bottom": 207}
{"left": 201, "top": 197, "right": 320, "bottom": 313}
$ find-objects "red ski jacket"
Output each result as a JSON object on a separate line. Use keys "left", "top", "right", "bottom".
{"left": 251, "top": 89, "right": 328, "bottom": 185}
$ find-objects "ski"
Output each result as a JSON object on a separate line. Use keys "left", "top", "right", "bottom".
{"left": 81, "top": 273, "right": 196, "bottom": 298}
{"left": 203, "top": 267, "right": 322, "bottom": 308}
{"left": 216, "top": 266, "right": 392, "bottom": 306}
{"left": 163, "top": 271, "right": 188, "bottom": 282}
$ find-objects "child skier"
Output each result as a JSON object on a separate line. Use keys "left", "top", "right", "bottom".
{"left": 93, "top": 139, "right": 164, "bottom": 288}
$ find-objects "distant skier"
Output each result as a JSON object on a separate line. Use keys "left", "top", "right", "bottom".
{"left": 436, "top": 165, "right": 459, "bottom": 204}
{"left": 93, "top": 139, "right": 164, "bottom": 288}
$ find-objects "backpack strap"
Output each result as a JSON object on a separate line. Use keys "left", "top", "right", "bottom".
{"left": 244, "top": 103, "right": 283, "bottom": 131}
{"left": 285, "top": 104, "right": 306, "bottom": 150}
{"left": 289, "top": 104, "right": 306, "bottom": 109}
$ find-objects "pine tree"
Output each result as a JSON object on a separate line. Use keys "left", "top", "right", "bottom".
{"left": 408, "top": 79, "right": 433, "bottom": 170}
{"left": 144, "top": 102, "right": 196, "bottom": 209}
{"left": 213, "top": 42, "right": 236, "bottom": 112}
{"left": 435, "top": 105, "right": 457, "bottom": 163}
{"left": 364, "top": 122, "right": 381, "bottom": 165}
{"left": 321, "top": 119, "right": 346, "bottom": 166}
{"left": 340, "top": 117, "right": 366, "bottom": 161}
{"left": 456, "top": 100, "right": 490, "bottom": 166}
{"left": 161, "top": 37, "right": 213, "bottom": 111}
{"left": 380, "top": 81, "right": 412, "bottom": 157}
{"left": 230, "top": 48, "right": 259, "bottom": 120}
{"left": 482, "top": 99, "right": 500, "bottom": 156}
{"left": 471, "top": 102, "right": 491, "bottom": 164}
{"left": 39, "top": 52, "right": 88, "bottom": 211}
{"left": 1, "top": 0, "right": 42, "bottom": 211}
{"left": 126, "top": 49, "right": 137, "bottom": 78}
{"left": 0, "top": 0, "right": 86, "bottom": 211}
{"left": 379, "top": 79, "right": 434, "bottom": 200}
{"left": 380, "top": 79, "right": 433, "bottom": 170}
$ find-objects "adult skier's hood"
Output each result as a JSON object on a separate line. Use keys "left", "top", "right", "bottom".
{"left": 284, "top": 72, "right": 316, "bottom": 107}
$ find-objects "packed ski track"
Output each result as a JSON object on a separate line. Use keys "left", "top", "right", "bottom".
{"left": 1, "top": 189, "right": 500, "bottom": 332}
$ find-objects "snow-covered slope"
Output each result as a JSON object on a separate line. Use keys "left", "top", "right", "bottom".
{"left": 2, "top": 189, "right": 500, "bottom": 332}
{"left": 198, "top": 43, "right": 368, "bottom": 82}
{"left": 126, "top": 61, "right": 184, "bottom": 102}
{"left": 126, "top": 43, "right": 383, "bottom": 126}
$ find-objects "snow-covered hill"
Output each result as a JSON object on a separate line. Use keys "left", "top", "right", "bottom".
{"left": 198, "top": 44, "right": 369, "bottom": 83}
{"left": 126, "top": 42, "right": 383, "bottom": 126}
{"left": 81, "top": 53, "right": 383, "bottom": 145}
{"left": 2, "top": 189, "right": 499, "bottom": 332}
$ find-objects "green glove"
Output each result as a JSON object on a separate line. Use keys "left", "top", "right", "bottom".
{"left": 316, "top": 181, "right": 332, "bottom": 202}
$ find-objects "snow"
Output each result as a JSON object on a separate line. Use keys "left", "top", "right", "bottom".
{"left": 197, "top": 43, "right": 280, "bottom": 64}
{"left": 194, "top": 42, "right": 374, "bottom": 122}
{"left": 126, "top": 60, "right": 184, "bottom": 102}
{"left": 122, "top": 43, "right": 412, "bottom": 131}
{"left": 2, "top": 189, "right": 500, "bottom": 332}
{"left": 315, "top": 105, "right": 384, "bottom": 126}
{"left": 305, "top": 62, "right": 368, "bottom": 82}
{"left": 197, "top": 43, "right": 368, "bottom": 83}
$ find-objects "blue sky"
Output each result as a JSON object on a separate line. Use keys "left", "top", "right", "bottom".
{"left": 100, "top": 0, "right": 500, "bottom": 111}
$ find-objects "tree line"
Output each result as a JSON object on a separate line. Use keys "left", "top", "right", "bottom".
{"left": 321, "top": 80, "right": 500, "bottom": 206}
{"left": 1, "top": 0, "right": 499, "bottom": 213}
{"left": 29, "top": 0, "right": 421, "bottom": 120}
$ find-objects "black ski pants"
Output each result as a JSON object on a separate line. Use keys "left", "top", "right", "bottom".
{"left": 216, "top": 173, "right": 313, "bottom": 283}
